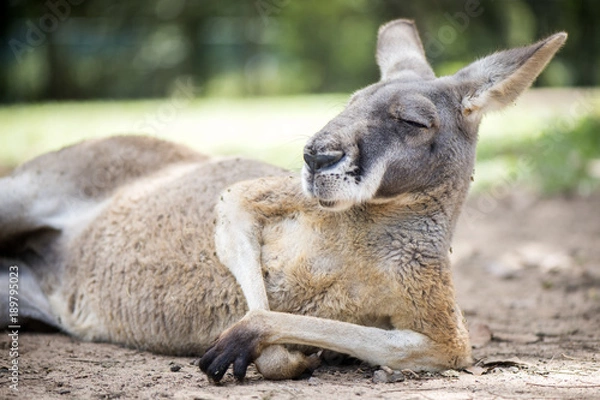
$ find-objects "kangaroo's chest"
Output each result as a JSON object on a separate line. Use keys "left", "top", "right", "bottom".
{"left": 259, "top": 215, "right": 391, "bottom": 325}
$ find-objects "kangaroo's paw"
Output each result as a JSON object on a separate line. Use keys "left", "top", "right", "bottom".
{"left": 199, "top": 320, "right": 264, "bottom": 382}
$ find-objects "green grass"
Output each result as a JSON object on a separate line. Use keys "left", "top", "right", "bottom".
{"left": 473, "top": 89, "right": 600, "bottom": 195}
{"left": 1, "top": 89, "right": 599, "bottom": 194}
{"left": 476, "top": 114, "right": 600, "bottom": 195}
{"left": 0, "top": 95, "right": 349, "bottom": 172}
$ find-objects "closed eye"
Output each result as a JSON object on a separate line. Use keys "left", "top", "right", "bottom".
{"left": 400, "top": 119, "right": 429, "bottom": 129}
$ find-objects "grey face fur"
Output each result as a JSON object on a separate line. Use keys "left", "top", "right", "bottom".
{"left": 302, "top": 20, "right": 567, "bottom": 211}
{"left": 302, "top": 80, "right": 475, "bottom": 209}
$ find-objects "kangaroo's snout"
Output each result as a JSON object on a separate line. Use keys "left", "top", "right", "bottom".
{"left": 303, "top": 151, "right": 344, "bottom": 173}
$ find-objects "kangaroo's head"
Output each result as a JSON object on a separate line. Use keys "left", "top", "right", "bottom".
{"left": 303, "top": 19, "right": 566, "bottom": 212}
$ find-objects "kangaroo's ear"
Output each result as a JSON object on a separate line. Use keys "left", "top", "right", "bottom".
{"left": 455, "top": 32, "right": 567, "bottom": 118}
{"left": 377, "top": 19, "right": 435, "bottom": 81}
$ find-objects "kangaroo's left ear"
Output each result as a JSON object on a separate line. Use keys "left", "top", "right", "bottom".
{"left": 454, "top": 32, "right": 567, "bottom": 119}
{"left": 376, "top": 19, "right": 436, "bottom": 81}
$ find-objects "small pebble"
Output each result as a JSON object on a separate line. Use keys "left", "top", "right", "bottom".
{"left": 372, "top": 369, "right": 389, "bottom": 383}
{"left": 372, "top": 369, "right": 404, "bottom": 383}
{"left": 388, "top": 371, "right": 405, "bottom": 382}
{"left": 170, "top": 364, "right": 182, "bottom": 372}
{"left": 307, "top": 377, "right": 321, "bottom": 386}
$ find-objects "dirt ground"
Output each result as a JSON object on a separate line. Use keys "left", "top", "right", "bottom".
{"left": 1, "top": 190, "right": 599, "bottom": 399}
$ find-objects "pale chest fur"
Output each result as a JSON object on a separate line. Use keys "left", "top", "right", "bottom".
{"left": 258, "top": 209, "right": 448, "bottom": 331}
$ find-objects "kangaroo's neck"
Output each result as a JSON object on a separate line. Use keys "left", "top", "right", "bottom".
{"left": 359, "top": 179, "right": 471, "bottom": 256}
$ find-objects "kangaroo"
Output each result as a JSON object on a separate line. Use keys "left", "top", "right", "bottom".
{"left": 0, "top": 20, "right": 566, "bottom": 382}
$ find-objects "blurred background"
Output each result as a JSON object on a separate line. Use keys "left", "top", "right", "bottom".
{"left": 1, "top": 0, "right": 599, "bottom": 195}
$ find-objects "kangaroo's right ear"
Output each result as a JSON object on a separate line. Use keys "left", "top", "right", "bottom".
{"left": 454, "top": 32, "right": 567, "bottom": 119}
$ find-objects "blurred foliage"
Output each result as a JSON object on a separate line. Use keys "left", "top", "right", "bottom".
{"left": 476, "top": 114, "right": 600, "bottom": 196}
{"left": 530, "top": 116, "right": 600, "bottom": 195}
{"left": 0, "top": 0, "right": 598, "bottom": 102}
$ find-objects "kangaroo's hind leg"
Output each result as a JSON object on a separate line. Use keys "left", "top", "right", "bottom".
{"left": 0, "top": 160, "right": 99, "bottom": 245}
{"left": 0, "top": 173, "right": 67, "bottom": 329}
{"left": 0, "top": 164, "right": 100, "bottom": 316}
{"left": 0, "top": 166, "right": 77, "bottom": 330}
{"left": 0, "top": 153, "right": 91, "bottom": 330}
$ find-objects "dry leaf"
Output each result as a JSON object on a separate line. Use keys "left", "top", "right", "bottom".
{"left": 465, "top": 356, "right": 530, "bottom": 376}
{"left": 464, "top": 365, "right": 487, "bottom": 376}
{"left": 476, "top": 356, "right": 530, "bottom": 369}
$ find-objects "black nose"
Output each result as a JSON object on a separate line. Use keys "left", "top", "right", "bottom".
{"left": 303, "top": 151, "right": 344, "bottom": 172}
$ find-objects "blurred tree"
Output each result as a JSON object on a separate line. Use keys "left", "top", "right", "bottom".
{"left": 0, "top": 0, "right": 597, "bottom": 102}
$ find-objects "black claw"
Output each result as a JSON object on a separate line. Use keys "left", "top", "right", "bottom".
{"left": 210, "top": 365, "right": 227, "bottom": 382}
{"left": 199, "top": 346, "right": 216, "bottom": 374}
{"left": 233, "top": 352, "right": 252, "bottom": 381}
{"left": 207, "top": 352, "right": 235, "bottom": 382}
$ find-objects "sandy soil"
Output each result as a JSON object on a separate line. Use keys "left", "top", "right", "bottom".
{"left": 1, "top": 191, "right": 599, "bottom": 399}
